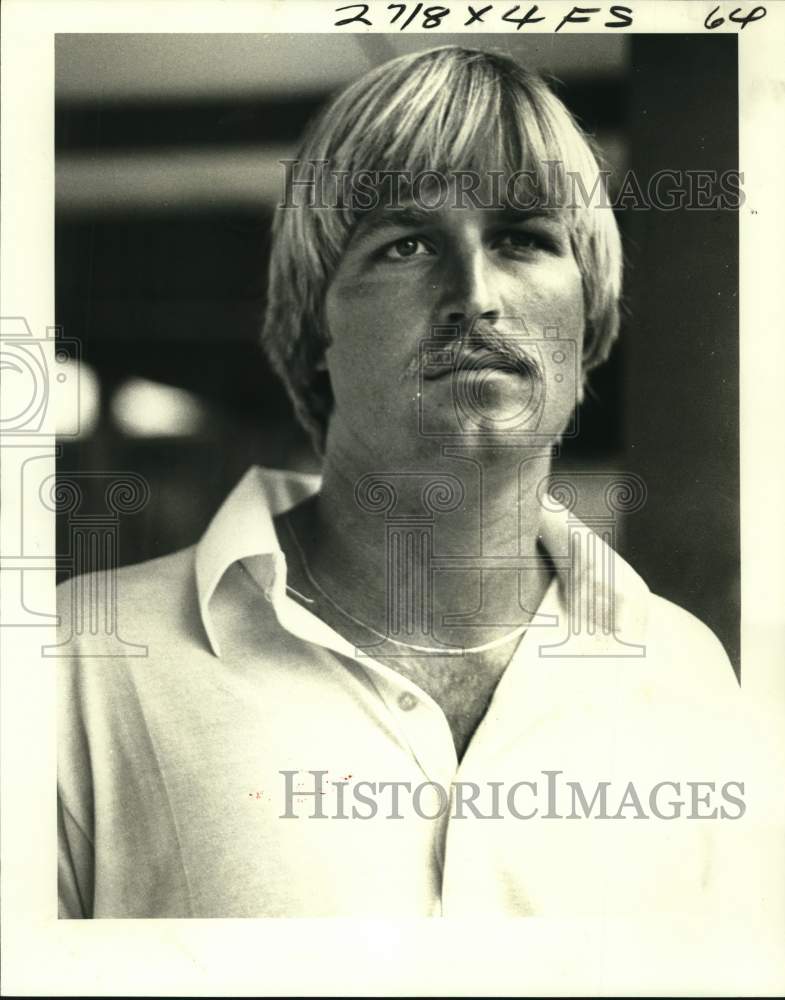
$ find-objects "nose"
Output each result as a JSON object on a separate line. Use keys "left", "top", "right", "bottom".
{"left": 437, "top": 244, "right": 501, "bottom": 331}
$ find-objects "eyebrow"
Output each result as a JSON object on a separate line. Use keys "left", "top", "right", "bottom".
{"left": 350, "top": 203, "right": 565, "bottom": 249}
{"left": 486, "top": 205, "right": 565, "bottom": 226}
{"left": 352, "top": 205, "right": 434, "bottom": 239}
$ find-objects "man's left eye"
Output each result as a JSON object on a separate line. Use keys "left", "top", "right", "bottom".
{"left": 383, "top": 237, "right": 433, "bottom": 260}
{"left": 495, "top": 231, "right": 548, "bottom": 252}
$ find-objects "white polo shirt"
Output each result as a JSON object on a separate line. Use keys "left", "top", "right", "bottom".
{"left": 57, "top": 466, "right": 750, "bottom": 919}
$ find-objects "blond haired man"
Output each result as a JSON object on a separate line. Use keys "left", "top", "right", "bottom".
{"left": 58, "top": 47, "right": 740, "bottom": 919}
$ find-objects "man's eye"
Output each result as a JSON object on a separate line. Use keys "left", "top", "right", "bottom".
{"left": 496, "top": 231, "right": 549, "bottom": 253}
{"left": 382, "top": 237, "right": 433, "bottom": 260}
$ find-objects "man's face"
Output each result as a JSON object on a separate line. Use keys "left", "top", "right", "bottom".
{"left": 323, "top": 181, "right": 585, "bottom": 463}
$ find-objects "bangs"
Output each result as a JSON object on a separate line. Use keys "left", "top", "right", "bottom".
{"left": 329, "top": 52, "right": 544, "bottom": 183}
{"left": 292, "top": 47, "right": 606, "bottom": 263}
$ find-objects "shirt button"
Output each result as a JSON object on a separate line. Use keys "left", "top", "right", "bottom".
{"left": 398, "top": 691, "right": 418, "bottom": 712}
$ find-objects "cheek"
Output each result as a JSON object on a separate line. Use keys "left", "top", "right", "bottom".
{"left": 325, "top": 281, "right": 369, "bottom": 358}
{"left": 323, "top": 292, "right": 403, "bottom": 407}
{"left": 515, "top": 265, "right": 585, "bottom": 417}
{"left": 526, "top": 262, "right": 584, "bottom": 321}
{"left": 325, "top": 276, "right": 425, "bottom": 360}
{"left": 326, "top": 297, "right": 389, "bottom": 368}
{"left": 518, "top": 264, "right": 585, "bottom": 357}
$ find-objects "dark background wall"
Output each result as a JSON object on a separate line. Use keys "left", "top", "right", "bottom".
{"left": 54, "top": 33, "right": 740, "bottom": 675}
{"left": 623, "top": 35, "right": 739, "bottom": 675}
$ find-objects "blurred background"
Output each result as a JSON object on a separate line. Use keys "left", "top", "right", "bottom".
{"left": 55, "top": 33, "right": 740, "bottom": 675}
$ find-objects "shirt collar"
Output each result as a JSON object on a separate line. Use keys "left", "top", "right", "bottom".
{"left": 195, "top": 465, "right": 649, "bottom": 658}
{"left": 194, "top": 466, "right": 321, "bottom": 656}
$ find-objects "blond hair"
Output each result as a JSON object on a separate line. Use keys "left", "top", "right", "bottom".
{"left": 262, "top": 45, "right": 622, "bottom": 454}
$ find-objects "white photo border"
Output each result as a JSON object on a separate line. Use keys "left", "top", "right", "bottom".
{"left": 2, "top": 1, "right": 784, "bottom": 995}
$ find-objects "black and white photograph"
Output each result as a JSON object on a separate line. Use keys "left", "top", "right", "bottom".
{"left": 2, "top": 1, "right": 784, "bottom": 996}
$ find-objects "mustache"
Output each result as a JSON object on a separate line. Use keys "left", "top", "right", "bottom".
{"left": 403, "top": 323, "right": 545, "bottom": 382}
{"left": 462, "top": 327, "right": 545, "bottom": 379}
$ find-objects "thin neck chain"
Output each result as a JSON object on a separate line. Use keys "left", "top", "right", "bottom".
{"left": 284, "top": 513, "right": 529, "bottom": 656}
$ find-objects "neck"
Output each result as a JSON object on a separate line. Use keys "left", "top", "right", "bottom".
{"left": 287, "top": 439, "right": 555, "bottom": 653}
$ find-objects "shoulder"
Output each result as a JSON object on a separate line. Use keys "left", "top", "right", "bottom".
{"left": 57, "top": 545, "right": 195, "bottom": 606}
{"left": 56, "top": 545, "right": 216, "bottom": 766}
{"left": 56, "top": 545, "right": 201, "bottom": 653}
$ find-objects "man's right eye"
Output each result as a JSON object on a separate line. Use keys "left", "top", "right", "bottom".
{"left": 382, "top": 237, "right": 433, "bottom": 260}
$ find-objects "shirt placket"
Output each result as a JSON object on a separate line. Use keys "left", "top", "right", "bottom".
{"left": 272, "top": 590, "right": 459, "bottom": 904}
{"left": 354, "top": 655, "right": 459, "bottom": 789}
{"left": 436, "top": 586, "right": 562, "bottom": 915}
